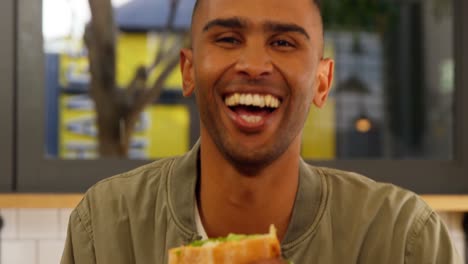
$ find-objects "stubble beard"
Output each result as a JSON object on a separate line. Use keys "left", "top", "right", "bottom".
{"left": 195, "top": 87, "right": 283, "bottom": 175}
{"left": 200, "top": 107, "right": 304, "bottom": 176}
{"left": 218, "top": 133, "right": 295, "bottom": 175}
{"left": 196, "top": 78, "right": 313, "bottom": 176}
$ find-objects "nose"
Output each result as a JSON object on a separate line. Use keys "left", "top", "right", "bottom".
{"left": 235, "top": 42, "right": 273, "bottom": 78}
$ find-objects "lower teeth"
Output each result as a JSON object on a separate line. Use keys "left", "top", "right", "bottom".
{"left": 240, "top": 115, "right": 261, "bottom": 124}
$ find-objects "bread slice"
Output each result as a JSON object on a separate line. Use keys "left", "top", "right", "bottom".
{"left": 168, "top": 225, "right": 281, "bottom": 264}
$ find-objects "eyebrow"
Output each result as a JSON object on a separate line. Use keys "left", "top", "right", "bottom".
{"left": 203, "top": 17, "right": 247, "bottom": 32}
{"left": 264, "top": 21, "right": 310, "bottom": 40}
{"left": 202, "top": 17, "right": 310, "bottom": 40}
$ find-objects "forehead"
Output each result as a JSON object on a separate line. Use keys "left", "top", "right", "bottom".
{"left": 192, "top": 0, "right": 320, "bottom": 33}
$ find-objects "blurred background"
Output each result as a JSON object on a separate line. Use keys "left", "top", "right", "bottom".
{"left": 0, "top": 0, "right": 467, "bottom": 263}
{"left": 41, "top": 0, "right": 454, "bottom": 160}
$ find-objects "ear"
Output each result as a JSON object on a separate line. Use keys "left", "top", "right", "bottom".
{"left": 312, "top": 58, "right": 334, "bottom": 108}
{"left": 180, "top": 48, "right": 195, "bottom": 97}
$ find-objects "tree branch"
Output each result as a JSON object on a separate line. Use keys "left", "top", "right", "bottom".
{"left": 127, "top": 65, "right": 147, "bottom": 95}
{"left": 86, "top": 0, "right": 116, "bottom": 96}
{"left": 147, "top": 0, "right": 181, "bottom": 73}
{"left": 86, "top": 0, "right": 124, "bottom": 157}
{"left": 131, "top": 53, "right": 181, "bottom": 116}
{"left": 129, "top": 36, "right": 189, "bottom": 120}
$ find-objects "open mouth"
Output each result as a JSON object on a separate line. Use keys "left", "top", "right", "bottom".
{"left": 224, "top": 93, "right": 281, "bottom": 125}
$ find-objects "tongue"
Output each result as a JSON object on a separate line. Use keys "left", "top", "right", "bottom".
{"left": 232, "top": 106, "right": 270, "bottom": 117}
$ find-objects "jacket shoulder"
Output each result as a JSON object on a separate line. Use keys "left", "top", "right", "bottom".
{"left": 312, "top": 166, "right": 433, "bottom": 221}
{"left": 316, "top": 166, "right": 420, "bottom": 199}
{"left": 74, "top": 157, "right": 177, "bottom": 219}
{"left": 311, "top": 166, "right": 460, "bottom": 263}
{"left": 92, "top": 157, "right": 175, "bottom": 196}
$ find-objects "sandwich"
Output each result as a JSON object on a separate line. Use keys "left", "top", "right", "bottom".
{"left": 168, "top": 225, "right": 281, "bottom": 264}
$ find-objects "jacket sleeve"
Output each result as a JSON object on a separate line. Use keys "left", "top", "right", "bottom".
{"left": 61, "top": 209, "right": 96, "bottom": 264}
{"left": 405, "top": 211, "right": 463, "bottom": 264}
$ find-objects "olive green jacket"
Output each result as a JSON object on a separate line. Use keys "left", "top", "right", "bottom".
{"left": 61, "top": 144, "right": 461, "bottom": 263}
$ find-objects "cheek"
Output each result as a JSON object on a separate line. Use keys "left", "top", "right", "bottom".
{"left": 279, "top": 63, "right": 317, "bottom": 101}
{"left": 194, "top": 50, "right": 236, "bottom": 89}
{"left": 274, "top": 54, "right": 316, "bottom": 84}
{"left": 295, "top": 62, "right": 318, "bottom": 99}
{"left": 295, "top": 57, "right": 317, "bottom": 82}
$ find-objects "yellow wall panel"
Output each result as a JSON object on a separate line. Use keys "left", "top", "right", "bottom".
{"left": 145, "top": 105, "right": 190, "bottom": 158}
{"left": 301, "top": 99, "right": 336, "bottom": 160}
{"left": 59, "top": 95, "right": 189, "bottom": 159}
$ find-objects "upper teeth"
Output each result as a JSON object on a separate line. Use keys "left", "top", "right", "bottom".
{"left": 224, "top": 93, "right": 281, "bottom": 108}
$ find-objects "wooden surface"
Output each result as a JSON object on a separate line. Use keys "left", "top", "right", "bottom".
{"left": 421, "top": 195, "right": 468, "bottom": 212}
{"left": 0, "top": 194, "right": 83, "bottom": 208}
{"left": 0, "top": 194, "right": 467, "bottom": 211}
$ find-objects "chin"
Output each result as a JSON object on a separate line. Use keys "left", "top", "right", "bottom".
{"left": 222, "top": 142, "right": 285, "bottom": 175}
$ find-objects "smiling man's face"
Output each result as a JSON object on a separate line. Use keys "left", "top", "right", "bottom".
{"left": 181, "top": 0, "right": 333, "bottom": 171}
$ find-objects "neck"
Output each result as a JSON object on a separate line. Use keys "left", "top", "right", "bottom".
{"left": 197, "top": 132, "right": 301, "bottom": 242}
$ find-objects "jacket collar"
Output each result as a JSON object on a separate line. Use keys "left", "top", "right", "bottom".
{"left": 168, "top": 141, "right": 327, "bottom": 250}
{"left": 167, "top": 141, "right": 201, "bottom": 242}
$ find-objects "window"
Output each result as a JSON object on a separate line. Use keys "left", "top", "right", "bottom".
{"left": 42, "top": 0, "right": 197, "bottom": 160}
{"left": 14, "top": 0, "right": 468, "bottom": 192}
{"left": 302, "top": 0, "right": 455, "bottom": 160}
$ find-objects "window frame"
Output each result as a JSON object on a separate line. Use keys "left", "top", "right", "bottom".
{"left": 15, "top": 0, "right": 468, "bottom": 193}
{"left": 0, "top": 0, "right": 15, "bottom": 192}
{"left": 312, "top": 0, "right": 468, "bottom": 194}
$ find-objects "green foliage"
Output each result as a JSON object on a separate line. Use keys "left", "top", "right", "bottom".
{"left": 320, "top": 0, "right": 398, "bottom": 32}
{"left": 188, "top": 234, "right": 260, "bottom": 247}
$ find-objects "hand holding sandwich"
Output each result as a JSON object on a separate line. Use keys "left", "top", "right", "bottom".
{"left": 168, "top": 225, "right": 290, "bottom": 264}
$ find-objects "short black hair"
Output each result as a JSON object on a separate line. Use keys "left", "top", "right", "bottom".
{"left": 193, "top": 0, "right": 321, "bottom": 16}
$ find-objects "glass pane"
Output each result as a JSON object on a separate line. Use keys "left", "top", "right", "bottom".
{"left": 43, "top": 0, "right": 454, "bottom": 160}
{"left": 301, "top": 0, "right": 454, "bottom": 160}
{"left": 43, "top": 0, "right": 197, "bottom": 159}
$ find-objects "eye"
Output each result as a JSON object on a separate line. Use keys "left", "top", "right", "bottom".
{"left": 214, "top": 35, "right": 241, "bottom": 49}
{"left": 216, "top": 36, "right": 241, "bottom": 44}
{"left": 271, "top": 39, "right": 295, "bottom": 48}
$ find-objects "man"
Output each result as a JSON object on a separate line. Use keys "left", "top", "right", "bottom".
{"left": 61, "top": 0, "right": 461, "bottom": 263}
